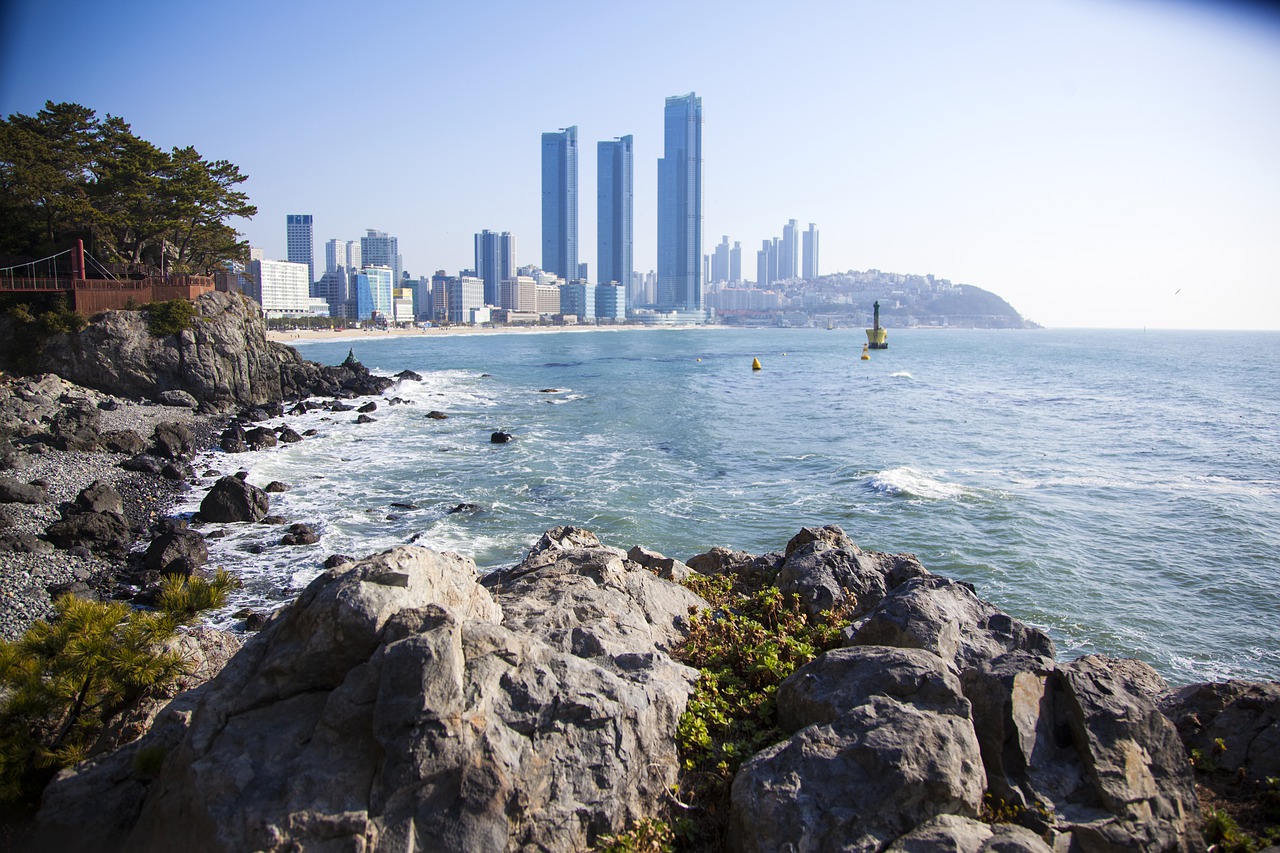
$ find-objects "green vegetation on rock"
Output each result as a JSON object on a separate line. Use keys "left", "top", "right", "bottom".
{"left": 143, "top": 298, "right": 197, "bottom": 338}
{"left": 0, "top": 571, "right": 237, "bottom": 809}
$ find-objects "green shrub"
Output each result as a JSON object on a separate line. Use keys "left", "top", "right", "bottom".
{"left": 0, "top": 573, "right": 236, "bottom": 808}
{"left": 144, "top": 298, "right": 197, "bottom": 337}
{"left": 669, "top": 573, "right": 851, "bottom": 848}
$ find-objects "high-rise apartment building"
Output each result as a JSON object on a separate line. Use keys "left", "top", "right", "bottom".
{"left": 711, "top": 236, "right": 730, "bottom": 283}
{"left": 541, "top": 126, "right": 578, "bottom": 281}
{"left": 286, "top": 215, "right": 314, "bottom": 287}
{"left": 360, "top": 230, "right": 400, "bottom": 289}
{"left": 657, "top": 93, "right": 703, "bottom": 313}
{"left": 597, "top": 135, "right": 634, "bottom": 307}
{"left": 474, "top": 230, "right": 516, "bottom": 306}
{"left": 780, "top": 219, "right": 799, "bottom": 282}
{"left": 802, "top": 223, "right": 820, "bottom": 280}
{"left": 246, "top": 258, "right": 311, "bottom": 317}
{"left": 730, "top": 241, "right": 742, "bottom": 284}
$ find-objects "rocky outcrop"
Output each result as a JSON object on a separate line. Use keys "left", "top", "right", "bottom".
{"left": 16, "top": 291, "right": 393, "bottom": 412}
{"left": 36, "top": 534, "right": 704, "bottom": 852}
{"left": 1161, "top": 680, "right": 1280, "bottom": 783}
{"left": 198, "top": 475, "right": 268, "bottom": 523}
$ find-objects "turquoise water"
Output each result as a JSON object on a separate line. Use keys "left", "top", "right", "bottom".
{"left": 183, "top": 328, "right": 1280, "bottom": 685}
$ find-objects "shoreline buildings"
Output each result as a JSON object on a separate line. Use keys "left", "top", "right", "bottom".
{"left": 656, "top": 92, "right": 704, "bottom": 318}
{"left": 286, "top": 214, "right": 314, "bottom": 288}
{"left": 597, "top": 135, "right": 634, "bottom": 309}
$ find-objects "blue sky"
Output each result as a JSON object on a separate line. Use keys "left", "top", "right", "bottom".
{"left": 3, "top": 0, "right": 1278, "bottom": 329}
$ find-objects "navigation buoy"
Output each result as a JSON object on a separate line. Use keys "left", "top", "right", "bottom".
{"left": 860, "top": 344, "right": 871, "bottom": 361}
{"left": 752, "top": 357, "right": 762, "bottom": 371}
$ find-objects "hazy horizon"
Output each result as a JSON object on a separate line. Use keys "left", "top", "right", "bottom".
{"left": 2, "top": 0, "right": 1278, "bottom": 330}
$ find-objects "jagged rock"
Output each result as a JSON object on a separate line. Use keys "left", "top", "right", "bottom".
{"left": 286, "top": 403, "right": 308, "bottom": 416}
{"left": 152, "top": 421, "right": 195, "bottom": 460}
{"left": 73, "top": 480, "right": 125, "bottom": 516}
{"left": 328, "top": 401, "right": 354, "bottom": 412}
{"left": 0, "top": 531, "right": 54, "bottom": 553}
{"left": 426, "top": 410, "right": 447, "bottom": 419}
{"left": 45, "top": 510, "right": 132, "bottom": 560}
{"left": 36, "top": 544, "right": 701, "bottom": 851}
{"left": 355, "top": 414, "right": 375, "bottom": 424}
{"left": 446, "top": 502, "right": 480, "bottom": 514}
{"left": 395, "top": 369, "right": 422, "bottom": 382}
{"left": 687, "top": 545, "right": 784, "bottom": 587}
{"left": 157, "top": 389, "right": 198, "bottom": 408}
{"left": 46, "top": 402, "right": 102, "bottom": 450}
{"left": 391, "top": 501, "right": 418, "bottom": 510}
{"left": 776, "top": 523, "right": 930, "bottom": 617}
{"left": 0, "top": 475, "right": 48, "bottom": 504}
{"left": 277, "top": 426, "right": 302, "bottom": 443}
{"left": 264, "top": 481, "right": 290, "bottom": 493}
{"left": 218, "top": 423, "right": 247, "bottom": 453}
{"left": 885, "top": 814, "right": 1053, "bottom": 852}
{"left": 143, "top": 523, "right": 209, "bottom": 576}
{"left": 100, "top": 429, "right": 146, "bottom": 455}
{"left": 280, "top": 522, "right": 319, "bottom": 546}
{"left": 357, "top": 401, "right": 377, "bottom": 413}
{"left": 244, "top": 426, "right": 277, "bottom": 450}
{"left": 848, "top": 575, "right": 1055, "bottom": 673}
{"left": 1160, "top": 679, "right": 1280, "bottom": 783}
{"left": 199, "top": 475, "right": 268, "bottom": 523}
{"left": 626, "top": 544, "right": 693, "bottom": 581}
{"left": 490, "top": 430, "right": 513, "bottom": 443}
{"left": 323, "top": 553, "right": 355, "bottom": 569}
{"left": 160, "top": 462, "right": 190, "bottom": 482}
{"left": 121, "top": 454, "right": 164, "bottom": 474}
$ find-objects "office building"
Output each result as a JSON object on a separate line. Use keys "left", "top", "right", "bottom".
{"left": 246, "top": 258, "right": 312, "bottom": 317}
{"left": 361, "top": 230, "right": 400, "bottom": 291}
{"left": 286, "top": 215, "right": 314, "bottom": 287}
{"left": 560, "top": 282, "right": 595, "bottom": 321}
{"left": 353, "top": 265, "right": 393, "bottom": 322}
{"left": 475, "top": 230, "right": 516, "bottom": 306}
{"left": 597, "top": 135, "right": 634, "bottom": 306}
{"left": 577, "top": 262, "right": 589, "bottom": 282}
{"left": 595, "top": 283, "right": 624, "bottom": 320}
{"left": 802, "top": 223, "right": 819, "bottom": 279}
{"left": 541, "top": 126, "right": 578, "bottom": 281}
{"left": 501, "top": 275, "right": 537, "bottom": 312}
{"left": 657, "top": 93, "right": 703, "bottom": 313}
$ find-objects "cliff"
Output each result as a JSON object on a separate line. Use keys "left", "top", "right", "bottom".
{"left": 0, "top": 291, "right": 391, "bottom": 411}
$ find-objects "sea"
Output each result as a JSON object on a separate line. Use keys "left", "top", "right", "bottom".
{"left": 177, "top": 327, "right": 1280, "bottom": 686}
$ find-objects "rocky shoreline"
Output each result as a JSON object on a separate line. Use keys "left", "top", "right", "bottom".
{"left": 2, "top": 292, "right": 1277, "bottom": 851}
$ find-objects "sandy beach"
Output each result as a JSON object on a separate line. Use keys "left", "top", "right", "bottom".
{"left": 266, "top": 323, "right": 715, "bottom": 344}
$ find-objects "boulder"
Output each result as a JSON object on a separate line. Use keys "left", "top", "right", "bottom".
{"left": 626, "top": 544, "right": 693, "bottom": 582}
{"left": 199, "top": 475, "right": 269, "bottom": 523}
{"left": 426, "top": 410, "right": 447, "bottom": 419}
{"left": 264, "top": 481, "right": 290, "bottom": 493}
{"left": 0, "top": 531, "right": 54, "bottom": 554}
{"left": 357, "top": 401, "right": 377, "bottom": 413}
{"left": 280, "top": 522, "right": 320, "bottom": 546}
{"left": 143, "top": 523, "right": 209, "bottom": 576}
{"left": 46, "top": 402, "right": 102, "bottom": 450}
{"left": 885, "top": 814, "right": 1053, "bottom": 852}
{"left": 100, "top": 429, "right": 147, "bottom": 455}
{"left": 121, "top": 454, "right": 165, "bottom": 475}
{"left": 36, "top": 542, "right": 699, "bottom": 852}
{"left": 1160, "top": 679, "right": 1280, "bottom": 783}
{"left": 776, "top": 523, "right": 930, "bottom": 617}
{"left": 244, "top": 426, "right": 277, "bottom": 450}
{"left": 157, "top": 389, "right": 199, "bottom": 408}
{"left": 277, "top": 426, "right": 302, "bottom": 443}
{"left": 490, "top": 430, "right": 513, "bottom": 443}
{"left": 0, "top": 475, "right": 48, "bottom": 504}
{"left": 395, "top": 369, "right": 422, "bottom": 382}
{"left": 73, "top": 480, "right": 125, "bottom": 516}
{"left": 45, "top": 510, "right": 132, "bottom": 560}
{"left": 355, "top": 414, "right": 375, "bottom": 424}
{"left": 152, "top": 421, "right": 195, "bottom": 460}
{"left": 218, "top": 423, "right": 248, "bottom": 453}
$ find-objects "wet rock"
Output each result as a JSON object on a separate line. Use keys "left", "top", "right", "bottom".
{"left": 446, "top": 502, "right": 481, "bottom": 514}
{"left": 160, "top": 462, "right": 191, "bottom": 482}
{"left": 490, "top": 430, "right": 513, "bottom": 443}
{"left": 280, "top": 522, "right": 319, "bottom": 546}
{"left": 143, "top": 523, "right": 209, "bottom": 577}
{"left": 395, "top": 369, "right": 422, "bottom": 382}
{"left": 244, "top": 426, "right": 277, "bottom": 450}
{"left": 264, "top": 481, "right": 290, "bottom": 493}
{"left": 357, "top": 401, "right": 377, "bottom": 413}
{"left": 277, "top": 426, "right": 302, "bottom": 443}
{"left": 323, "top": 553, "right": 355, "bottom": 569}
{"left": 218, "top": 423, "right": 248, "bottom": 453}
{"left": 426, "top": 410, "right": 448, "bottom": 419}
{"left": 355, "top": 414, "right": 376, "bottom": 424}
{"left": 199, "top": 475, "right": 269, "bottom": 523}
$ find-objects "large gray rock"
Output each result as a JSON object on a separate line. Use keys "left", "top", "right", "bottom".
{"left": 73, "top": 480, "right": 125, "bottom": 516}
{"left": 776, "top": 524, "right": 931, "bottom": 617}
{"left": 151, "top": 421, "right": 195, "bottom": 460}
{"left": 1160, "top": 679, "right": 1280, "bottom": 784}
{"left": 886, "top": 814, "right": 1053, "bottom": 852}
{"left": 0, "top": 475, "right": 48, "bottom": 504}
{"left": 45, "top": 509, "right": 132, "bottom": 560}
{"left": 143, "top": 523, "right": 209, "bottom": 576}
{"left": 46, "top": 401, "right": 102, "bottom": 450}
{"left": 37, "top": 540, "right": 702, "bottom": 853}
{"left": 198, "top": 475, "right": 268, "bottom": 523}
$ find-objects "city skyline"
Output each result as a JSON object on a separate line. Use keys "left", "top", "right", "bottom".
{"left": 2, "top": 0, "right": 1278, "bottom": 329}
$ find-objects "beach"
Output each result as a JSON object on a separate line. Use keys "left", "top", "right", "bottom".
{"left": 265, "top": 323, "right": 714, "bottom": 343}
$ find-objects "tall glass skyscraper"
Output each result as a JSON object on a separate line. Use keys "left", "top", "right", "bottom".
{"left": 657, "top": 93, "right": 703, "bottom": 313}
{"left": 286, "top": 214, "right": 314, "bottom": 287}
{"left": 802, "top": 223, "right": 820, "bottom": 280}
{"left": 597, "top": 135, "right": 633, "bottom": 307}
{"left": 474, "top": 230, "right": 516, "bottom": 307}
{"left": 541, "top": 126, "right": 578, "bottom": 281}
{"left": 361, "top": 229, "right": 400, "bottom": 289}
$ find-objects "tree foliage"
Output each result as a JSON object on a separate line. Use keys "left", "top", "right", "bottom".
{"left": 0, "top": 101, "right": 256, "bottom": 274}
{"left": 0, "top": 571, "right": 238, "bottom": 808}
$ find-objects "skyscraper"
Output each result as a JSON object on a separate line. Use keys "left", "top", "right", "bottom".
{"left": 730, "top": 241, "right": 742, "bottom": 284}
{"left": 598, "top": 135, "right": 633, "bottom": 306}
{"left": 657, "top": 93, "right": 703, "bottom": 313}
{"left": 474, "top": 230, "right": 516, "bottom": 307}
{"left": 286, "top": 214, "right": 314, "bottom": 287}
{"left": 541, "top": 126, "right": 578, "bottom": 281}
{"left": 780, "top": 219, "right": 799, "bottom": 281}
{"left": 711, "top": 236, "right": 730, "bottom": 283}
{"left": 802, "top": 223, "right": 820, "bottom": 280}
{"left": 361, "top": 230, "right": 400, "bottom": 288}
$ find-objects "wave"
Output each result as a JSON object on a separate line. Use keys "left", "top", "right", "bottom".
{"left": 890, "top": 371, "right": 914, "bottom": 380}
{"left": 860, "top": 467, "right": 972, "bottom": 500}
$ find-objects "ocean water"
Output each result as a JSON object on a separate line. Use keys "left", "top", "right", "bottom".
{"left": 179, "top": 327, "right": 1280, "bottom": 686}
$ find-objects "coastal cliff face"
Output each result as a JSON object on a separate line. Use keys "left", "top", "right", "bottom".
{"left": 31, "top": 525, "right": 1224, "bottom": 853}
{"left": 3, "top": 291, "right": 391, "bottom": 411}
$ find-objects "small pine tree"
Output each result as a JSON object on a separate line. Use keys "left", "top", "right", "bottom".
{"left": 0, "top": 570, "right": 237, "bottom": 808}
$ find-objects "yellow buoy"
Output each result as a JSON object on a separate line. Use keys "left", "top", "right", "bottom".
{"left": 860, "top": 344, "right": 870, "bottom": 361}
{"left": 752, "top": 357, "right": 762, "bottom": 370}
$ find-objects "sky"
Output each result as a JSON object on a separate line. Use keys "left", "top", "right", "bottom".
{"left": 2, "top": 0, "right": 1279, "bottom": 329}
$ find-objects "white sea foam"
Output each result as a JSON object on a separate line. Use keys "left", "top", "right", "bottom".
{"left": 890, "top": 371, "right": 914, "bottom": 379}
{"left": 861, "top": 467, "right": 971, "bottom": 500}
